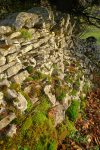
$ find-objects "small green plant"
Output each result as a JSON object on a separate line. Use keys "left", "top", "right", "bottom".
{"left": 34, "top": 141, "right": 44, "bottom": 150}
{"left": 33, "top": 112, "right": 47, "bottom": 125}
{"left": 70, "top": 131, "right": 87, "bottom": 144}
{"left": 21, "top": 116, "right": 33, "bottom": 132}
{"left": 26, "top": 66, "right": 34, "bottom": 74}
{"left": 48, "top": 140, "right": 57, "bottom": 150}
{"left": 66, "top": 117, "right": 76, "bottom": 135}
{"left": 66, "top": 100, "right": 80, "bottom": 122}
{"left": 55, "top": 86, "right": 66, "bottom": 102}
{"left": 20, "top": 28, "right": 32, "bottom": 40}
{"left": 10, "top": 83, "right": 21, "bottom": 92}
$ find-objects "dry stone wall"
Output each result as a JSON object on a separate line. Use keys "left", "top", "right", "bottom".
{"left": 0, "top": 7, "right": 99, "bottom": 138}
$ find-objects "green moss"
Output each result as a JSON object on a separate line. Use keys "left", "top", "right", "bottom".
{"left": 36, "top": 97, "right": 51, "bottom": 112}
{"left": 70, "top": 89, "right": 77, "bottom": 96}
{"left": 20, "top": 28, "right": 32, "bottom": 40}
{"left": 34, "top": 141, "right": 44, "bottom": 150}
{"left": 10, "top": 83, "right": 21, "bottom": 92}
{"left": 55, "top": 86, "right": 66, "bottom": 102}
{"left": 25, "top": 77, "right": 34, "bottom": 82}
{"left": 48, "top": 140, "right": 57, "bottom": 150}
{"left": 66, "top": 100, "right": 80, "bottom": 122}
{"left": 26, "top": 66, "right": 34, "bottom": 74}
{"left": 83, "top": 83, "right": 90, "bottom": 93}
{"left": 21, "top": 116, "right": 33, "bottom": 132}
{"left": 33, "top": 112, "right": 47, "bottom": 125}
{"left": 66, "top": 118, "right": 76, "bottom": 134}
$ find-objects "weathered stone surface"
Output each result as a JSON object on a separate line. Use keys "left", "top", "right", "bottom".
{"left": 0, "top": 7, "right": 99, "bottom": 137}
{"left": 11, "top": 70, "right": 29, "bottom": 83}
{"left": 7, "top": 124, "right": 17, "bottom": 137}
{"left": 0, "top": 92, "right": 3, "bottom": 100}
{"left": 48, "top": 104, "right": 65, "bottom": 126}
{"left": 28, "top": 7, "right": 53, "bottom": 29}
{"left": 0, "top": 79, "right": 10, "bottom": 87}
{"left": 0, "top": 60, "right": 17, "bottom": 74}
{"left": 63, "top": 94, "right": 71, "bottom": 110}
{"left": 44, "top": 85, "right": 57, "bottom": 106}
{"left": 6, "top": 89, "right": 17, "bottom": 99}
{"left": 6, "top": 63, "right": 22, "bottom": 77}
{"left": 0, "top": 26, "right": 12, "bottom": 35}
{"left": 0, "top": 44, "right": 20, "bottom": 56}
{"left": 0, "top": 56, "right": 6, "bottom": 66}
{"left": 21, "top": 45, "right": 33, "bottom": 54}
{"left": 0, "top": 92, "right": 6, "bottom": 114}
{"left": 6, "top": 53, "right": 18, "bottom": 63}
{"left": 0, "top": 113, "right": 16, "bottom": 130}
{"left": 13, "top": 92, "right": 27, "bottom": 112}
{"left": 0, "top": 12, "right": 41, "bottom": 29}
{"left": 29, "top": 58, "right": 37, "bottom": 67}
{"left": 9, "top": 32, "right": 21, "bottom": 39}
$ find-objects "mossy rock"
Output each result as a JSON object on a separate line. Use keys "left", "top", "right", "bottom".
{"left": 20, "top": 28, "right": 32, "bottom": 40}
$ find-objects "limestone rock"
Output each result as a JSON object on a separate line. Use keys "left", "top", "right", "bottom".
{"left": 0, "top": 56, "right": 6, "bottom": 66}
{"left": 6, "top": 53, "right": 18, "bottom": 63}
{"left": 0, "top": 92, "right": 3, "bottom": 100}
{"left": 0, "top": 44, "right": 20, "bottom": 56}
{"left": 21, "top": 45, "right": 33, "bottom": 54}
{"left": 13, "top": 92, "right": 27, "bottom": 112}
{"left": 28, "top": 7, "right": 53, "bottom": 29}
{"left": 11, "top": 70, "right": 29, "bottom": 83}
{"left": 0, "top": 12, "right": 41, "bottom": 29}
{"left": 0, "top": 79, "right": 10, "bottom": 87}
{"left": 6, "top": 62, "right": 22, "bottom": 77}
{"left": 9, "top": 32, "right": 21, "bottom": 39}
{"left": 0, "top": 113, "right": 16, "bottom": 130}
{"left": 48, "top": 104, "right": 65, "bottom": 126}
{"left": 0, "top": 60, "right": 18, "bottom": 74}
{"left": 0, "top": 92, "right": 6, "bottom": 114}
{"left": 29, "top": 58, "right": 37, "bottom": 67}
{"left": 7, "top": 124, "right": 17, "bottom": 137}
{"left": 44, "top": 85, "right": 57, "bottom": 106}
{"left": 0, "top": 26, "right": 12, "bottom": 35}
{"left": 63, "top": 94, "right": 71, "bottom": 110}
{"left": 6, "top": 89, "right": 17, "bottom": 99}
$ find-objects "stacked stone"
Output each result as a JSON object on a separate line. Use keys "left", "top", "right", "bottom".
{"left": 0, "top": 7, "right": 99, "bottom": 135}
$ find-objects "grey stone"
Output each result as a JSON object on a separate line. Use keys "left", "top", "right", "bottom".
{"left": 6, "top": 63, "right": 22, "bottom": 77}
{"left": 0, "top": 92, "right": 6, "bottom": 114}
{"left": 44, "top": 85, "right": 57, "bottom": 106}
{"left": 21, "top": 45, "right": 33, "bottom": 54}
{"left": 0, "top": 56, "right": 6, "bottom": 66}
{"left": 6, "top": 53, "right": 18, "bottom": 63}
{"left": 0, "top": 26, "right": 12, "bottom": 35}
{"left": 7, "top": 124, "right": 17, "bottom": 137}
{"left": 0, "top": 12, "right": 41, "bottom": 29}
{"left": 29, "top": 58, "right": 36, "bottom": 67}
{"left": 0, "top": 61, "right": 17, "bottom": 74}
{"left": 11, "top": 70, "right": 29, "bottom": 83}
{"left": 9, "top": 32, "right": 21, "bottom": 39}
{"left": 0, "top": 92, "right": 3, "bottom": 100}
{"left": 0, "top": 44, "right": 20, "bottom": 56}
{"left": 6, "top": 89, "right": 17, "bottom": 99}
{"left": 13, "top": 92, "right": 27, "bottom": 112}
{"left": 0, "top": 113, "right": 16, "bottom": 130}
{"left": 48, "top": 105, "right": 65, "bottom": 126}
{"left": 0, "top": 79, "right": 10, "bottom": 87}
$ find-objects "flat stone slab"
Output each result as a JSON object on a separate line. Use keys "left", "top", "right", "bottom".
{"left": 0, "top": 113, "right": 16, "bottom": 130}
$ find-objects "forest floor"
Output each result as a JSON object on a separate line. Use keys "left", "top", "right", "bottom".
{"left": 58, "top": 71, "right": 100, "bottom": 150}
{"left": 58, "top": 88, "right": 100, "bottom": 150}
